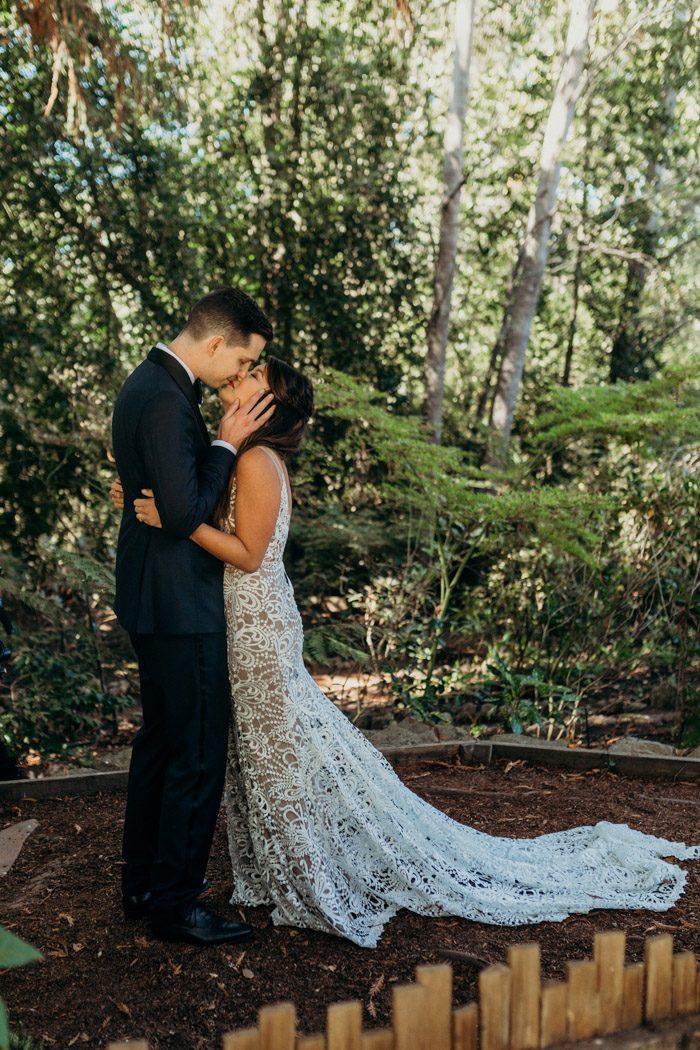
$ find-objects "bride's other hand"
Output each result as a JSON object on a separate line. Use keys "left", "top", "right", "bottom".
{"left": 134, "top": 489, "right": 162, "bottom": 528}
{"left": 110, "top": 478, "right": 124, "bottom": 509}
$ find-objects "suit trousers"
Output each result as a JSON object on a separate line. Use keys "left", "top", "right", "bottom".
{"left": 122, "top": 632, "right": 230, "bottom": 921}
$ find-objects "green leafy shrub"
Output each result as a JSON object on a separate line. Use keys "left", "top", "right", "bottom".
{"left": 476, "top": 655, "right": 583, "bottom": 740}
{"left": 291, "top": 370, "right": 605, "bottom": 722}
{"left": 0, "top": 546, "right": 135, "bottom": 760}
{"left": 0, "top": 927, "right": 41, "bottom": 1050}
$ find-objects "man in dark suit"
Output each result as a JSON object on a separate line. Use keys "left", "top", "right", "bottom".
{"left": 112, "top": 287, "right": 274, "bottom": 946}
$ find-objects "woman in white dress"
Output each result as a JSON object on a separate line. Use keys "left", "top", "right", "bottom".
{"left": 134, "top": 358, "right": 700, "bottom": 949}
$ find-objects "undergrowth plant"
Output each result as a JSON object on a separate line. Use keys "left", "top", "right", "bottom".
{"left": 300, "top": 370, "right": 606, "bottom": 720}
{"left": 0, "top": 545, "right": 134, "bottom": 759}
{"left": 3, "top": 366, "right": 699, "bottom": 754}
{"left": 0, "top": 927, "right": 41, "bottom": 1050}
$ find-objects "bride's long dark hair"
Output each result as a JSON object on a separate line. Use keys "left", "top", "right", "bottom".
{"left": 215, "top": 355, "right": 313, "bottom": 523}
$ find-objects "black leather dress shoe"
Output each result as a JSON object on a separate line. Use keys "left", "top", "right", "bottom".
{"left": 150, "top": 905, "right": 256, "bottom": 946}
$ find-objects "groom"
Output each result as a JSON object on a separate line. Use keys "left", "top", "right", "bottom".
{"left": 112, "top": 287, "right": 274, "bottom": 946}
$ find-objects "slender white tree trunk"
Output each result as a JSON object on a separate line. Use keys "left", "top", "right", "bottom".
{"left": 487, "top": 0, "right": 595, "bottom": 463}
{"left": 424, "top": 0, "right": 477, "bottom": 444}
{"left": 609, "top": 1, "right": 685, "bottom": 382}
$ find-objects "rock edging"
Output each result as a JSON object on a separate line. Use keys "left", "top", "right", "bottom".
{"left": 2, "top": 735, "right": 700, "bottom": 801}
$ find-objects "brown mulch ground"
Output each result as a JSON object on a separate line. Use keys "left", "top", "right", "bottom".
{"left": 2, "top": 757, "right": 699, "bottom": 1050}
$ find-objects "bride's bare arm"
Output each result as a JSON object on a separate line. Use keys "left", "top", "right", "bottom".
{"left": 133, "top": 448, "right": 283, "bottom": 572}
{"left": 189, "top": 449, "right": 281, "bottom": 571}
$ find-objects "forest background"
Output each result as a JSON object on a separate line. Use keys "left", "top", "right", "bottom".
{"left": 1, "top": 0, "right": 699, "bottom": 773}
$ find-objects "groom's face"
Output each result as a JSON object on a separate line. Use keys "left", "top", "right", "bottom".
{"left": 202, "top": 332, "right": 267, "bottom": 387}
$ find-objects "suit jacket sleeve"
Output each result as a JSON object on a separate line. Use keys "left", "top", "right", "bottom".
{"left": 137, "top": 390, "right": 234, "bottom": 540}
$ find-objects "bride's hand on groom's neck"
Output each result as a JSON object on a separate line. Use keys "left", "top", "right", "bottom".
{"left": 218, "top": 391, "right": 275, "bottom": 449}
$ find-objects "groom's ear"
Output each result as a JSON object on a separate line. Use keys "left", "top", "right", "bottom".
{"left": 206, "top": 334, "right": 226, "bottom": 356}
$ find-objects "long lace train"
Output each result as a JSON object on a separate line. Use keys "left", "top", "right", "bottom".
{"left": 222, "top": 448, "right": 700, "bottom": 948}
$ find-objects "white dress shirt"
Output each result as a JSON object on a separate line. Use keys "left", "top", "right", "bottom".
{"left": 156, "top": 342, "right": 236, "bottom": 456}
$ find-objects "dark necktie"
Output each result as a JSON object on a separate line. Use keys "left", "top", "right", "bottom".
{"left": 193, "top": 378, "right": 203, "bottom": 405}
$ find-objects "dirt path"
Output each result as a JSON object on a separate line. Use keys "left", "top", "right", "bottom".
{"left": 2, "top": 757, "right": 699, "bottom": 1050}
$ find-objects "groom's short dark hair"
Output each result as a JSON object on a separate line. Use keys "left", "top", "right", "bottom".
{"left": 184, "top": 287, "right": 273, "bottom": 345}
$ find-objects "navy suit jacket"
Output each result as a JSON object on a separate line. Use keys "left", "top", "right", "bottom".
{"left": 112, "top": 346, "right": 234, "bottom": 634}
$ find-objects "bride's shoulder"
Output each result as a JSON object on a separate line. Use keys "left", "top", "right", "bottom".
{"left": 236, "top": 446, "right": 282, "bottom": 485}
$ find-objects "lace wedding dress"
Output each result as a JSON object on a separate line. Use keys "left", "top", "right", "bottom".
{"left": 222, "top": 447, "right": 700, "bottom": 948}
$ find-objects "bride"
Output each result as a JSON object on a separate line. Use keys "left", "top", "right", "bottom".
{"left": 132, "top": 358, "right": 700, "bottom": 949}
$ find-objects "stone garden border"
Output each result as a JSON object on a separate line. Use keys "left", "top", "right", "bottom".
{"left": 1, "top": 738, "right": 699, "bottom": 802}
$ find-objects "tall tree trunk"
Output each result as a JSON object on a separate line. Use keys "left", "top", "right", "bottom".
{"left": 485, "top": 0, "right": 595, "bottom": 465}
{"left": 607, "top": 205, "right": 656, "bottom": 383}
{"left": 279, "top": 0, "right": 307, "bottom": 359}
{"left": 474, "top": 244, "right": 524, "bottom": 425}
{"left": 424, "top": 0, "right": 477, "bottom": 444}
{"left": 561, "top": 93, "right": 592, "bottom": 387}
{"left": 561, "top": 225, "right": 583, "bottom": 387}
{"left": 609, "top": 6, "right": 685, "bottom": 383}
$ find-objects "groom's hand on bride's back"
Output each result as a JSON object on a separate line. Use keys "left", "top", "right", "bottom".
{"left": 218, "top": 390, "right": 275, "bottom": 449}
{"left": 110, "top": 477, "right": 124, "bottom": 509}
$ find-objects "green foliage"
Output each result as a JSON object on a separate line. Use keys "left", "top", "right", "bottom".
{"left": 389, "top": 668, "right": 454, "bottom": 725}
{"left": 0, "top": 550, "right": 133, "bottom": 757}
{"left": 8, "top": 1034, "right": 45, "bottom": 1050}
{"left": 0, "top": 0, "right": 699, "bottom": 757}
{"left": 298, "top": 370, "right": 607, "bottom": 719}
{"left": 476, "top": 435, "right": 700, "bottom": 743}
{"left": 0, "top": 928, "right": 41, "bottom": 970}
{"left": 477, "top": 656, "right": 583, "bottom": 740}
{"left": 2, "top": 645, "right": 128, "bottom": 757}
{"left": 0, "top": 928, "right": 41, "bottom": 1050}
{"left": 303, "top": 624, "right": 369, "bottom": 667}
{"left": 312, "top": 369, "right": 605, "bottom": 548}
{"left": 532, "top": 368, "right": 700, "bottom": 453}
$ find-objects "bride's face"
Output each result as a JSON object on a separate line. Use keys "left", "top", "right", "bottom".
{"left": 218, "top": 363, "right": 269, "bottom": 408}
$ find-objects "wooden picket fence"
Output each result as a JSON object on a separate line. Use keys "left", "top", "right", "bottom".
{"left": 107, "top": 929, "right": 700, "bottom": 1050}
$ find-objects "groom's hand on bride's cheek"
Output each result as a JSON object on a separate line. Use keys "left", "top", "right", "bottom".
{"left": 219, "top": 391, "right": 275, "bottom": 448}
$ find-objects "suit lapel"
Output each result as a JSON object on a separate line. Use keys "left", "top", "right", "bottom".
{"left": 147, "top": 346, "right": 210, "bottom": 444}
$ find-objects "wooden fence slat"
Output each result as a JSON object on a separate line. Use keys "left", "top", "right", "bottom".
{"left": 508, "top": 943, "right": 540, "bottom": 1049}
{"left": 259, "top": 1003, "right": 296, "bottom": 1050}
{"left": 672, "top": 951, "right": 697, "bottom": 1017}
{"left": 392, "top": 982, "right": 430, "bottom": 1050}
{"left": 415, "top": 964, "right": 452, "bottom": 1050}
{"left": 327, "top": 1001, "right": 362, "bottom": 1050}
{"left": 223, "top": 1031, "right": 260, "bottom": 1050}
{"left": 359, "top": 1032, "right": 393, "bottom": 1050}
{"left": 539, "top": 981, "right": 567, "bottom": 1049}
{"left": 594, "top": 929, "right": 626, "bottom": 1034}
{"left": 644, "top": 934, "right": 673, "bottom": 1021}
{"left": 621, "top": 963, "right": 644, "bottom": 1030}
{"left": 296, "top": 1037, "right": 325, "bottom": 1050}
{"left": 479, "top": 963, "right": 511, "bottom": 1050}
{"left": 566, "top": 959, "right": 598, "bottom": 1040}
{"left": 452, "top": 1002, "right": 478, "bottom": 1050}
{"left": 104, "top": 926, "right": 698, "bottom": 1050}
